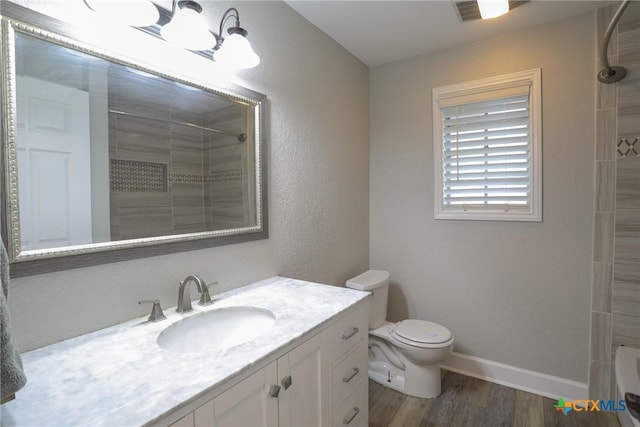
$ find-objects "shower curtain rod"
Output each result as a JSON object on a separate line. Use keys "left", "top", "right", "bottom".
{"left": 598, "top": 0, "right": 630, "bottom": 84}
{"left": 108, "top": 109, "right": 247, "bottom": 142}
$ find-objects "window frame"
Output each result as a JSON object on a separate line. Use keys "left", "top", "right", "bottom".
{"left": 432, "top": 68, "right": 542, "bottom": 222}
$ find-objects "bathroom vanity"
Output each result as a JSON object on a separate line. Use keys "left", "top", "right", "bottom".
{"left": 0, "top": 277, "right": 369, "bottom": 426}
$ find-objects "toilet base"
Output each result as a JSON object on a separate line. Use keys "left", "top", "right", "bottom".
{"left": 368, "top": 359, "right": 405, "bottom": 392}
{"left": 403, "top": 363, "right": 442, "bottom": 398}
{"left": 368, "top": 361, "right": 443, "bottom": 398}
{"left": 368, "top": 337, "right": 444, "bottom": 398}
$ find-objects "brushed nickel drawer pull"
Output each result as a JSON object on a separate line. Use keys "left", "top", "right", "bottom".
{"left": 269, "top": 385, "right": 281, "bottom": 398}
{"left": 341, "top": 327, "right": 359, "bottom": 340}
{"left": 342, "top": 367, "right": 360, "bottom": 383}
{"left": 281, "top": 375, "right": 292, "bottom": 390}
{"left": 343, "top": 407, "right": 360, "bottom": 425}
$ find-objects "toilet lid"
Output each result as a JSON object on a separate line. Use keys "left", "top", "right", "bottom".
{"left": 392, "top": 319, "right": 452, "bottom": 345}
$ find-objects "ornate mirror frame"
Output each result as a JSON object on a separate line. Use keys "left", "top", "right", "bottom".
{"left": 0, "top": 3, "right": 268, "bottom": 277}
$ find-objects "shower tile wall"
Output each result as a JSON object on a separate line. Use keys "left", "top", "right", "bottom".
{"left": 108, "top": 98, "right": 206, "bottom": 240}
{"left": 590, "top": 3, "right": 640, "bottom": 400}
{"left": 203, "top": 106, "right": 249, "bottom": 230}
{"left": 170, "top": 119, "right": 206, "bottom": 235}
{"left": 108, "top": 96, "right": 249, "bottom": 240}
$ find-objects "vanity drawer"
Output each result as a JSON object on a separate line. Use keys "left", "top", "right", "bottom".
{"left": 332, "top": 381, "right": 368, "bottom": 427}
{"left": 332, "top": 342, "right": 366, "bottom": 407}
{"left": 330, "top": 305, "right": 367, "bottom": 363}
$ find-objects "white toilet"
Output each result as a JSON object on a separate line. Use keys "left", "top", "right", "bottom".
{"left": 346, "top": 270, "right": 454, "bottom": 398}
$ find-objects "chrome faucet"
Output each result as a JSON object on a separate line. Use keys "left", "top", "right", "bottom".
{"left": 176, "top": 275, "right": 214, "bottom": 313}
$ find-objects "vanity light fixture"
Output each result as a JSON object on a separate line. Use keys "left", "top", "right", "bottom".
{"left": 212, "top": 8, "right": 260, "bottom": 70}
{"left": 84, "top": 0, "right": 260, "bottom": 70}
{"left": 477, "top": 0, "right": 509, "bottom": 19}
{"left": 83, "top": 0, "right": 160, "bottom": 27}
{"left": 162, "top": 1, "right": 259, "bottom": 69}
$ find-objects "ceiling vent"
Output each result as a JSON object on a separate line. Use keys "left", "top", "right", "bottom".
{"left": 454, "top": 1, "right": 529, "bottom": 22}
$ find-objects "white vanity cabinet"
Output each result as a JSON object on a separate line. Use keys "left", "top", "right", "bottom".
{"left": 169, "top": 301, "right": 368, "bottom": 427}
{"left": 3, "top": 277, "right": 371, "bottom": 427}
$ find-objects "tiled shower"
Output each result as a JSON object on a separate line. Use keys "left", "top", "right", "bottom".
{"left": 590, "top": 2, "right": 640, "bottom": 400}
{"left": 108, "top": 86, "right": 250, "bottom": 241}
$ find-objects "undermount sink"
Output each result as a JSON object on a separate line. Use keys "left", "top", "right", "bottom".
{"left": 157, "top": 307, "right": 276, "bottom": 354}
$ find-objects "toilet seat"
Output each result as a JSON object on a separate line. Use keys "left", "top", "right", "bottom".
{"left": 391, "top": 319, "right": 453, "bottom": 348}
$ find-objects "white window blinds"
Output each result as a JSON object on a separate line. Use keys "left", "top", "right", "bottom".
{"left": 432, "top": 69, "right": 541, "bottom": 222}
{"left": 441, "top": 93, "right": 530, "bottom": 210}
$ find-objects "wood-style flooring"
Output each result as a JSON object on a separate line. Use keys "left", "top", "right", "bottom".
{"left": 368, "top": 371, "right": 621, "bottom": 427}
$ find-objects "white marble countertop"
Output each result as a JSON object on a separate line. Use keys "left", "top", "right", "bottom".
{"left": 0, "top": 277, "right": 369, "bottom": 427}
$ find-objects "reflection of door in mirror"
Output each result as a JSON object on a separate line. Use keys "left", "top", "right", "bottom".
{"left": 16, "top": 76, "right": 93, "bottom": 251}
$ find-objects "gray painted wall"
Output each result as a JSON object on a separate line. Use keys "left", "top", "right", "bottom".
{"left": 370, "top": 12, "right": 595, "bottom": 382}
{"left": 7, "top": 1, "right": 608, "bottom": 389}
{"left": 7, "top": 0, "right": 370, "bottom": 352}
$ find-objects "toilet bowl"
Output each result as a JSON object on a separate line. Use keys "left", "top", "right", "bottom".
{"left": 346, "top": 270, "right": 454, "bottom": 398}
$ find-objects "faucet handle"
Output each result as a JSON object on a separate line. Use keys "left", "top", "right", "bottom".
{"left": 138, "top": 300, "right": 167, "bottom": 322}
{"left": 198, "top": 281, "right": 218, "bottom": 307}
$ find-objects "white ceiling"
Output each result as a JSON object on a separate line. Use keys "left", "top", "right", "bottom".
{"left": 285, "top": 0, "right": 613, "bottom": 67}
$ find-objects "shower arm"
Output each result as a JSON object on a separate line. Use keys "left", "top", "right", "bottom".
{"left": 598, "top": 0, "right": 631, "bottom": 84}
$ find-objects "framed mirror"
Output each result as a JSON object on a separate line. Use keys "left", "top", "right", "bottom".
{"left": 1, "top": 3, "right": 267, "bottom": 277}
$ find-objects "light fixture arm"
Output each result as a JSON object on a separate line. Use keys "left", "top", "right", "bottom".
{"left": 176, "top": 0, "right": 202, "bottom": 15}
{"left": 215, "top": 7, "right": 246, "bottom": 50}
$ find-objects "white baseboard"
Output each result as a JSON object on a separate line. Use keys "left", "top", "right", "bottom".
{"left": 441, "top": 351, "right": 588, "bottom": 401}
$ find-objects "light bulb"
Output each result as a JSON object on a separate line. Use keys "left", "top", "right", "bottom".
{"left": 477, "top": 0, "right": 509, "bottom": 20}
{"left": 161, "top": 2, "right": 215, "bottom": 51}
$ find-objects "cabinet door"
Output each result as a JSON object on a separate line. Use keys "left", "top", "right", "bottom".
{"left": 277, "top": 332, "right": 329, "bottom": 427}
{"left": 210, "top": 361, "right": 279, "bottom": 427}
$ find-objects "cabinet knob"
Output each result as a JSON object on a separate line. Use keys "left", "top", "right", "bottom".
{"left": 268, "top": 385, "right": 281, "bottom": 398}
{"left": 342, "top": 407, "right": 360, "bottom": 425}
{"left": 342, "top": 367, "right": 360, "bottom": 383}
{"left": 281, "top": 375, "right": 293, "bottom": 390}
{"left": 341, "top": 327, "right": 359, "bottom": 340}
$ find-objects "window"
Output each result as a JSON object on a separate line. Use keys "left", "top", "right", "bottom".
{"left": 432, "top": 69, "right": 541, "bottom": 221}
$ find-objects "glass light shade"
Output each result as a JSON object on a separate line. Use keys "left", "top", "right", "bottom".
{"left": 477, "top": 0, "right": 509, "bottom": 19}
{"left": 85, "top": 0, "right": 159, "bottom": 27}
{"left": 213, "top": 33, "right": 260, "bottom": 70}
{"left": 160, "top": 6, "right": 215, "bottom": 51}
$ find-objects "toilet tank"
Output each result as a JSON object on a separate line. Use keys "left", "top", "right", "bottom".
{"left": 346, "top": 270, "right": 390, "bottom": 329}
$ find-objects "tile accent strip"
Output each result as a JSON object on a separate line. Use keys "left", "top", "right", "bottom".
{"left": 209, "top": 170, "right": 243, "bottom": 183}
{"left": 168, "top": 173, "right": 204, "bottom": 184}
{"left": 166, "top": 170, "right": 243, "bottom": 184}
{"left": 110, "top": 159, "right": 167, "bottom": 192}
{"left": 617, "top": 137, "right": 639, "bottom": 158}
